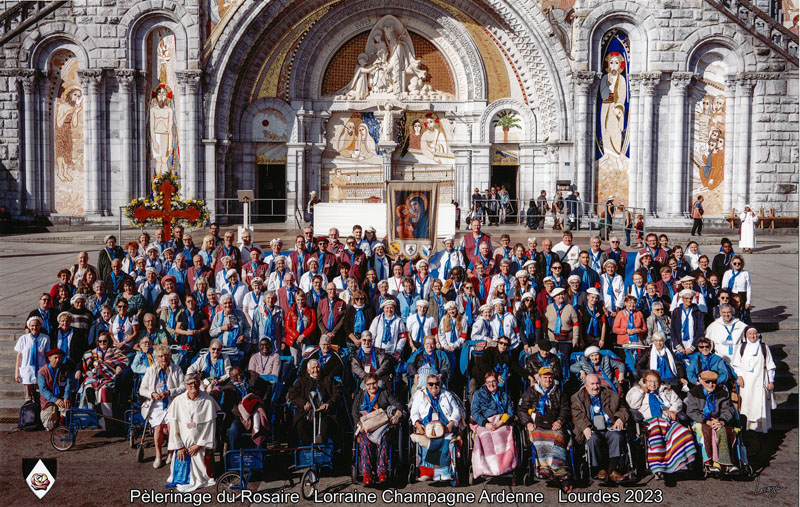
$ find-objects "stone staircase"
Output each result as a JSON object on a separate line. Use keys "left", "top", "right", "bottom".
{"left": 0, "top": 0, "right": 68, "bottom": 47}
{"left": 705, "top": 0, "right": 799, "bottom": 66}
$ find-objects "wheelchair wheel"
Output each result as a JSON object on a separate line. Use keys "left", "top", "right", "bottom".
{"left": 217, "top": 471, "right": 243, "bottom": 494}
{"left": 407, "top": 462, "right": 416, "bottom": 484}
{"left": 301, "top": 468, "right": 317, "bottom": 500}
{"left": 522, "top": 470, "right": 533, "bottom": 486}
{"left": 468, "top": 464, "right": 475, "bottom": 486}
{"left": 129, "top": 430, "right": 136, "bottom": 448}
{"left": 50, "top": 426, "right": 74, "bottom": 451}
{"left": 136, "top": 443, "right": 145, "bottom": 463}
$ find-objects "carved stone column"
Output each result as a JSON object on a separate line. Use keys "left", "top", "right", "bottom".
{"left": 78, "top": 69, "right": 103, "bottom": 215}
{"left": 627, "top": 73, "right": 642, "bottom": 208}
{"left": 723, "top": 75, "right": 737, "bottom": 214}
{"left": 19, "top": 69, "right": 38, "bottom": 212}
{"left": 639, "top": 72, "right": 660, "bottom": 214}
{"left": 668, "top": 72, "right": 694, "bottom": 216}
{"left": 202, "top": 138, "right": 218, "bottom": 219}
{"left": 735, "top": 74, "right": 756, "bottom": 208}
{"left": 574, "top": 71, "right": 596, "bottom": 201}
{"left": 115, "top": 69, "right": 136, "bottom": 204}
{"left": 177, "top": 70, "right": 203, "bottom": 198}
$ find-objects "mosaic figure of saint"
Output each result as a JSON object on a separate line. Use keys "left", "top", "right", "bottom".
{"left": 54, "top": 84, "right": 83, "bottom": 182}
{"left": 149, "top": 84, "right": 175, "bottom": 174}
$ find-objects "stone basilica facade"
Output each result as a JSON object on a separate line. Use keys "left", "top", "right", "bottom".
{"left": 0, "top": 0, "right": 797, "bottom": 222}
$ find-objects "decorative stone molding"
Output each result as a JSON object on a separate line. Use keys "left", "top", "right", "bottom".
{"left": 115, "top": 69, "right": 136, "bottom": 92}
{"left": 669, "top": 71, "right": 695, "bottom": 95}
{"left": 78, "top": 69, "right": 104, "bottom": 92}
{"left": 574, "top": 71, "right": 597, "bottom": 93}
{"left": 639, "top": 72, "right": 661, "bottom": 96}
{"left": 176, "top": 70, "right": 203, "bottom": 93}
{"left": 736, "top": 73, "right": 757, "bottom": 95}
{"left": 17, "top": 69, "right": 38, "bottom": 93}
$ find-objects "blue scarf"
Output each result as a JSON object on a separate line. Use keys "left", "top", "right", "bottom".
{"left": 423, "top": 388, "right": 447, "bottom": 424}
{"left": 702, "top": 387, "right": 716, "bottom": 419}
{"left": 357, "top": 347, "right": 378, "bottom": 371}
{"left": 648, "top": 392, "right": 666, "bottom": 418}
{"left": 38, "top": 309, "right": 51, "bottom": 334}
{"left": 194, "top": 291, "right": 208, "bottom": 310}
{"left": 167, "top": 309, "right": 177, "bottom": 332}
{"left": 626, "top": 310, "right": 638, "bottom": 342}
{"left": 158, "top": 369, "right": 170, "bottom": 408}
{"left": 360, "top": 388, "right": 381, "bottom": 412}
{"left": 432, "top": 293, "right": 445, "bottom": 321}
{"left": 423, "top": 350, "right": 437, "bottom": 369}
{"left": 681, "top": 306, "right": 692, "bottom": 343}
{"left": 318, "top": 351, "right": 331, "bottom": 367}
{"left": 553, "top": 302, "right": 565, "bottom": 335}
{"left": 723, "top": 323, "right": 737, "bottom": 355}
{"left": 495, "top": 314, "right": 505, "bottom": 337}
{"left": 590, "top": 250, "right": 602, "bottom": 271}
{"left": 605, "top": 274, "right": 616, "bottom": 308}
{"left": 590, "top": 394, "right": 612, "bottom": 424}
{"left": 382, "top": 316, "right": 395, "bottom": 345}
{"left": 48, "top": 364, "right": 62, "bottom": 397}
{"left": 416, "top": 314, "right": 427, "bottom": 344}
{"left": 522, "top": 311, "right": 536, "bottom": 338}
{"left": 536, "top": 385, "right": 553, "bottom": 416}
{"left": 587, "top": 304, "right": 600, "bottom": 336}
{"left": 656, "top": 353, "right": 674, "bottom": 379}
{"left": 204, "top": 354, "right": 224, "bottom": 379}
{"left": 117, "top": 315, "right": 128, "bottom": 343}
{"left": 57, "top": 329, "right": 72, "bottom": 361}
{"left": 494, "top": 362, "right": 509, "bottom": 386}
{"left": 353, "top": 306, "right": 366, "bottom": 334}
{"left": 326, "top": 299, "right": 336, "bottom": 330}
{"left": 490, "top": 390, "right": 505, "bottom": 415}
{"left": 727, "top": 270, "right": 740, "bottom": 291}
{"left": 263, "top": 307, "right": 275, "bottom": 338}
{"left": 449, "top": 319, "right": 458, "bottom": 343}
{"left": 465, "top": 297, "right": 474, "bottom": 327}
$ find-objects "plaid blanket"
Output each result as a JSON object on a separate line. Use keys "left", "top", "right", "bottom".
{"left": 470, "top": 414, "right": 518, "bottom": 478}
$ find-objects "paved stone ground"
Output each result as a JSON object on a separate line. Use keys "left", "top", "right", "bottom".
{"left": 0, "top": 228, "right": 797, "bottom": 506}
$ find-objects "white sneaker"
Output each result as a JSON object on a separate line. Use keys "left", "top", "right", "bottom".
{"left": 153, "top": 457, "right": 163, "bottom": 469}
{"left": 166, "top": 453, "right": 173, "bottom": 465}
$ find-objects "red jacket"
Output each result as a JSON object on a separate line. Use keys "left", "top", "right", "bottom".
{"left": 337, "top": 248, "right": 368, "bottom": 282}
{"left": 612, "top": 310, "right": 647, "bottom": 345}
{"left": 468, "top": 275, "right": 493, "bottom": 304}
{"left": 284, "top": 304, "right": 317, "bottom": 348}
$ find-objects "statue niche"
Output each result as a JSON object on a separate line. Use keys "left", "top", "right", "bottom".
{"left": 335, "top": 15, "right": 450, "bottom": 101}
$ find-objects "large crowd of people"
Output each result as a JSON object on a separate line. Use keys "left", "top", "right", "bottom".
{"left": 15, "top": 219, "right": 777, "bottom": 492}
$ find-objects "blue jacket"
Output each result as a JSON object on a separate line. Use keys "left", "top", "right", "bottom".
{"left": 669, "top": 305, "right": 705, "bottom": 351}
{"left": 396, "top": 292, "right": 421, "bottom": 320}
{"left": 470, "top": 385, "right": 513, "bottom": 426}
{"left": 685, "top": 352, "right": 735, "bottom": 385}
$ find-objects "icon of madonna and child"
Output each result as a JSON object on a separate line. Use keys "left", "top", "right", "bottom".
{"left": 393, "top": 190, "right": 431, "bottom": 240}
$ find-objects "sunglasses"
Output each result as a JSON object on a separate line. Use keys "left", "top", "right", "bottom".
{"left": 698, "top": 345, "right": 711, "bottom": 349}
{"left": 552, "top": 266, "right": 562, "bottom": 270}
{"left": 498, "top": 341, "right": 510, "bottom": 346}
{"left": 611, "top": 241, "right": 620, "bottom": 243}
{"left": 354, "top": 297, "right": 365, "bottom": 301}
{"left": 427, "top": 382, "right": 441, "bottom": 387}
{"left": 210, "top": 347, "right": 222, "bottom": 351}
{"left": 732, "top": 263, "right": 742, "bottom": 267}
{"left": 702, "top": 379, "right": 717, "bottom": 384}
{"left": 97, "top": 340, "right": 108, "bottom": 344}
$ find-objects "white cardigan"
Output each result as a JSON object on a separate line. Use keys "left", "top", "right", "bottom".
{"left": 625, "top": 384, "right": 683, "bottom": 422}
{"left": 139, "top": 362, "right": 186, "bottom": 416}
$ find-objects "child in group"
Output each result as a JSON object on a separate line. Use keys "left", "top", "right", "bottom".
{"left": 635, "top": 214, "right": 644, "bottom": 247}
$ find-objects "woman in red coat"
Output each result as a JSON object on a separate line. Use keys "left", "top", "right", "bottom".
{"left": 612, "top": 295, "right": 647, "bottom": 372}
{"left": 284, "top": 289, "right": 318, "bottom": 360}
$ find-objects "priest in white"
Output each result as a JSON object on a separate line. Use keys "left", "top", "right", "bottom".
{"left": 705, "top": 304, "right": 748, "bottom": 364}
{"left": 166, "top": 373, "right": 220, "bottom": 492}
{"left": 732, "top": 327, "right": 776, "bottom": 433}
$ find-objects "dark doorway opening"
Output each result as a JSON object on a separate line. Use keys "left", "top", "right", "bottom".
{"left": 491, "top": 165, "right": 518, "bottom": 202}
{"left": 256, "top": 164, "right": 286, "bottom": 223}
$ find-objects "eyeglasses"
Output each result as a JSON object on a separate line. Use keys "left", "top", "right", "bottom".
{"left": 366, "top": 383, "right": 378, "bottom": 387}
{"left": 498, "top": 341, "right": 510, "bottom": 346}
{"left": 427, "top": 382, "right": 441, "bottom": 387}
{"left": 552, "top": 266, "right": 562, "bottom": 270}
{"left": 702, "top": 379, "right": 717, "bottom": 384}
{"left": 210, "top": 347, "right": 222, "bottom": 351}
{"left": 97, "top": 340, "right": 108, "bottom": 344}
{"left": 354, "top": 297, "right": 365, "bottom": 301}
{"left": 732, "top": 263, "right": 742, "bottom": 267}
{"left": 698, "top": 345, "right": 711, "bottom": 349}
{"left": 611, "top": 241, "right": 620, "bottom": 243}
{"left": 117, "top": 305, "right": 127, "bottom": 308}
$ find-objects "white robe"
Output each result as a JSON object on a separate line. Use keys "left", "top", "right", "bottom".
{"left": 732, "top": 341, "right": 776, "bottom": 433}
{"left": 738, "top": 212, "right": 758, "bottom": 249}
{"left": 167, "top": 392, "right": 220, "bottom": 492}
{"left": 15, "top": 333, "right": 50, "bottom": 384}
{"left": 705, "top": 318, "right": 748, "bottom": 364}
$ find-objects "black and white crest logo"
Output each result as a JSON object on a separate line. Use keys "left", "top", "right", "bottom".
{"left": 22, "top": 459, "right": 57, "bottom": 499}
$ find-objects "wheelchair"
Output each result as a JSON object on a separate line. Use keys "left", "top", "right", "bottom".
{"left": 567, "top": 350, "right": 628, "bottom": 394}
{"left": 688, "top": 392, "right": 753, "bottom": 479}
{"left": 350, "top": 419, "right": 407, "bottom": 486}
{"left": 570, "top": 422, "right": 642, "bottom": 485}
{"left": 406, "top": 390, "right": 468, "bottom": 486}
{"left": 519, "top": 424, "right": 576, "bottom": 490}
{"left": 464, "top": 417, "right": 524, "bottom": 485}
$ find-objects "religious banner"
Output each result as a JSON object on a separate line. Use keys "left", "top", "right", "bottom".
{"left": 147, "top": 29, "right": 180, "bottom": 178}
{"left": 50, "top": 50, "right": 84, "bottom": 216}
{"left": 125, "top": 172, "right": 209, "bottom": 240}
{"left": 690, "top": 61, "right": 727, "bottom": 215}
{"left": 386, "top": 181, "right": 438, "bottom": 260}
{"left": 595, "top": 28, "right": 631, "bottom": 206}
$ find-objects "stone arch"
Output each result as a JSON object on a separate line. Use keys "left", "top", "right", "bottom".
{"left": 237, "top": 97, "right": 296, "bottom": 141}
{"left": 478, "top": 98, "right": 537, "bottom": 143}
{"left": 292, "top": 3, "right": 485, "bottom": 102}
{"left": 126, "top": 12, "right": 189, "bottom": 71}
{"left": 19, "top": 22, "right": 95, "bottom": 69}
{"left": 202, "top": 0, "right": 569, "bottom": 143}
{"left": 585, "top": 11, "right": 651, "bottom": 73}
{"left": 119, "top": 1, "right": 199, "bottom": 64}
{"left": 682, "top": 30, "right": 755, "bottom": 74}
